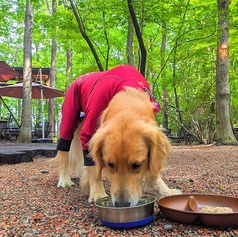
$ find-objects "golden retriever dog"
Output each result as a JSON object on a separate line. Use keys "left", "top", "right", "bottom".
{"left": 56, "top": 87, "right": 181, "bottom": 207}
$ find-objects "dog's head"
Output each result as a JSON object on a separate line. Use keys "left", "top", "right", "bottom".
{"left": 89, "top": 118, "right": 171, "bottom": 207}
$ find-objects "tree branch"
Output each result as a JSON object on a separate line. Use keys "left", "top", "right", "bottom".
{"left": 127, "top": 0, "right": 146, "bottom": 76}
{"left": 70, "top": 0, "right": 104, "bottom": 71}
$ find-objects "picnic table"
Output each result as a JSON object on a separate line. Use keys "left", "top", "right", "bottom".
{"left": 0, "top": 120, "right": 33, "bottom": 141}
{"left": 162, "top": 127, "right": 197, "bottom": 144}
{"left": 0, "top": 120, "right": 9, "bottom": 139}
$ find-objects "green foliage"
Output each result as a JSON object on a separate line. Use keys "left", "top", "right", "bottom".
{"left": 1, "top": 0, "right": 238, "bottom": 138}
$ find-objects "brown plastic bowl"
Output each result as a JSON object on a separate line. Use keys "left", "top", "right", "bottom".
{"left": 158, "top": 194, "right": 238, "bottom": 228}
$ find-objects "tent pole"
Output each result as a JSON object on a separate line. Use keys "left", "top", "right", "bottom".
{"left": 40, "top": 68, "right": 45, "bottom": 139}
{"left": 0, "top": 96, "right": 20, "bottom": 127}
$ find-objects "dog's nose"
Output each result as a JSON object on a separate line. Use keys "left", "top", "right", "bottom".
{"left": 115, "top": 201, "right": 131, "bottom": 207}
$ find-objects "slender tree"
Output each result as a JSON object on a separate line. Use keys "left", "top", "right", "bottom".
{"left": 66, "top": 48, "right": 73, "bottom": 90}
{"left": 126, "top": 14, "right": 134, "bottom": 66}
{"left": 161, "top": 21, "right": 169, "bottom": 129}
{"left": 1, "top": 0, "right": 238, "bottom": 144}
{"left": 48, "top": 0, "right": 57, "bottom": 139}
{"left": 215, "top": 0, "right": 237, "bottom": 144}
{"left": 127, "top": 0, "right": 146, "bottom": 76}
{"left": 18, "top": 0, "right": 34, "bottom": 142}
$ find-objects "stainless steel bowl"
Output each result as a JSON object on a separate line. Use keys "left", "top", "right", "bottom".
{"left": 95, "top": 193, "right": 156, "bottom": 228}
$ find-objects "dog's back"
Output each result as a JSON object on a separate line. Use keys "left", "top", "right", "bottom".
{"left": 100, "top": 87, "right": 155, "bottom": 124}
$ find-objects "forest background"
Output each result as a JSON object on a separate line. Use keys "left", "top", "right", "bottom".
{"left": 0, "top": 0, "right": 238, "bottom": 144}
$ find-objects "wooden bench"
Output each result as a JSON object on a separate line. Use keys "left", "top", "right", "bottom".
{"left": 0, "top": 120, "right": 8, "bottom": 139}
{"left": 33, "top": 122, "right": 52, "bottom": 139}
{"left": 6, "top": 128, "right": 20, "bottom": 140}
{"left": 233, "top": 127, "right": 238, "bottom": 140}
{"left": 164, "top": 127, "right": 196, "bottom": 144}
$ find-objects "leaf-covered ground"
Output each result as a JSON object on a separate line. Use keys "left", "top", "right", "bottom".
{"left": 0, "top": 145, "right": 238, "bottom": 237}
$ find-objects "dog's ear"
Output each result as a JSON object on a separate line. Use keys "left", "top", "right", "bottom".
{"left": 88, "top": 129, "right": 105, "bottom": 176}
{"left": 143, "top": 125, "right": 171, "bottom": 175}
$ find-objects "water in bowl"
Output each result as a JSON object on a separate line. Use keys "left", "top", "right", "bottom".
{"left": 97, "top": 194, "right": 156, "bottom": 207}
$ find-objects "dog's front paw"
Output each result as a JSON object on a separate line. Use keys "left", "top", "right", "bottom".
{"left": 57, "top": 178, "right": 75, "bottom": 188}
{"left": 88, "top": 189, "right": 108, "bottom": 203}
{"left": 159, "top": 188, "right": 182, "bottom": 198}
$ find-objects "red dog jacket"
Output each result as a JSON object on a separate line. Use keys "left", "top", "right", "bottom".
{"left": 57, "top": 65, "right": 159, "bottom": 153}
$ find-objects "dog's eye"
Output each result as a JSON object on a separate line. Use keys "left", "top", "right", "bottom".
{"left": 132, "top": 162, "right": 142, "bottom": 170}
{"left": 107, "top": 162, "right": 115, "bottom": 169}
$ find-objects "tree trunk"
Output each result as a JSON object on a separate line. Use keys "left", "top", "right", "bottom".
{"left": 207, "top": 101, "right": 216, "bottom": 143}
{"left": 127, "top": 0, "right": 146, "bottom": 76}
{"left": 18, "top": 0, "right": 33, "bottom": 143}
{"left": 161, "top": 21, "right": 169, "bottom": 129}
{"left": 162, "top": 89, "right": 169, "bottom": 129}
{"left": 63, "top": 1, "right": 73, "bottom": 91}
{"left": 66, "top": 48, "right": 73, "bottom": 90}
{"left": 172, "top": 44, "right": 190, "bottom": 144}
{"left": 102, "top": 12, "right": 110, "bottom": 70}
{"left": 216, "top": 0, "right": 237, "bottom": 145}
{"left": 48, "top": 0, "right": 57, "bottom": 139}
{"left": 173, "top": 45, "right": 183, "bottom": 125}
{"left": 126, "top": 14, "right": 134, "bottom": 66}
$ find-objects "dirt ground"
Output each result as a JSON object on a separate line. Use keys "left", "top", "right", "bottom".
{"left": 0, "top": 144, "right": 238, "bottom": 236}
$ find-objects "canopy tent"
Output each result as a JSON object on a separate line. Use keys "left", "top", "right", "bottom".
{"left": 0, "top": 61, "right": 19, "bottom": 82}
{"left": 0, "top": 68, "right": 64, "bottom": 139}
{"left": 0, "top": 81, "right": 65, "bottom": 99}
{"left": 13, "top": 67, "right": 50, "bottom": 82}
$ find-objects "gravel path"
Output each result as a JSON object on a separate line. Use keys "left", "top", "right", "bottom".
{"left": 0, "top": 145, "right": 238, "bottom": 236}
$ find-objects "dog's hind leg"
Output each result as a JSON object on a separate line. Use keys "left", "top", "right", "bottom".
{"left": 80, "top": 167, "right": 90, "bottom": 194}
{"left": 57, "top": 151, "right": 75, "bottom": 188}
{"left": 80, "top": 166, "right": 107, "bottom": 203}
{"left": 57, "top": 124, "right": 83, "bottom": 188}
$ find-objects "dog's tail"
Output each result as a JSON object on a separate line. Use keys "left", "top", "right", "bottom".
{"left": 69, "top": 124, "right": 84, "bottom": 176}
{"left": 52, "top": 123, "right": 84, "bottom": 177}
